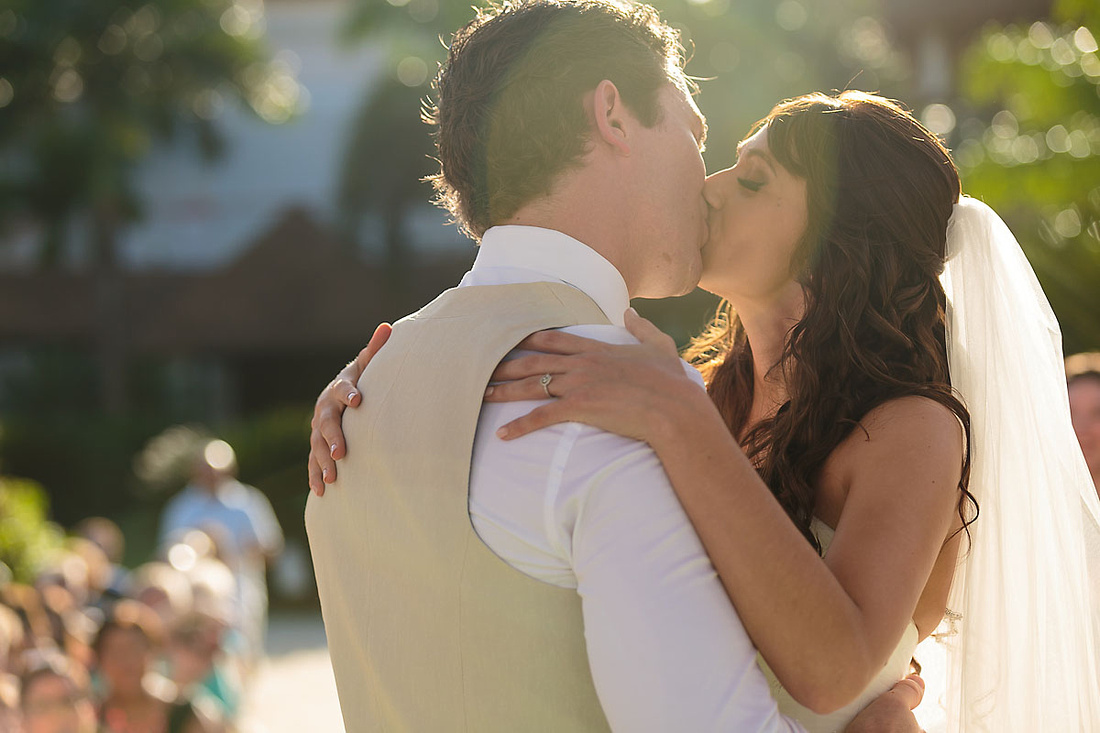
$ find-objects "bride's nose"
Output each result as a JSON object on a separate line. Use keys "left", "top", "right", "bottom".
{"left": 703, "top": 173, "right": 724, "bottom": 210}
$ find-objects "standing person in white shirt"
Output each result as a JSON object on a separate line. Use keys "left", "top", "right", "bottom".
{"left": 160, "top": 439, "right": 284, "bottom": 668}
{"left": 304, "top": 2, "right": 921, "bottom": 732}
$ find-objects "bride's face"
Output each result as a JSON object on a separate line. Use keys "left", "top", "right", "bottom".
{"left": 698, "top": 126, "right": 809, "bottom": 307}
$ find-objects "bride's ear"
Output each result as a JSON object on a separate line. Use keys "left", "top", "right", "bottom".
{"left": 589, "top": 79, "right": 632, "bottom": 156}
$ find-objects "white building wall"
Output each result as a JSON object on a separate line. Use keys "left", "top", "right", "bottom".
{"left": 121, "top": 0, "right": 464, "bottom": 272}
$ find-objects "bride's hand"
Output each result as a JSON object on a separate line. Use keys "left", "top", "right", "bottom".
{"left": 308, "top": 323, "right": 391, "bottom": 496}
{"left": 485, "top": 308, "right": 707, "bottom": 445}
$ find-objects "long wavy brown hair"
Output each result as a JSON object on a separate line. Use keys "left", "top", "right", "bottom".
{"left": 684, "top": 91, "right": 977, "bottom": 553}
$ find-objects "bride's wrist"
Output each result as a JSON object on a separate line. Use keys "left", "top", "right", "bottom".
{"left": 648, "top": 378, "right": 724, "bottom": 454}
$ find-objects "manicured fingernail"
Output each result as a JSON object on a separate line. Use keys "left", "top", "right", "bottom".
{"left": 348, "top": 391, "right": 357, "bottom": 401}
{"left": 496, "top": 425, "right": 510, "bottom": 439}
{"left": 322, "top": 467, "right": 329, "bottom": 481}
{"left": 330, "top": 443, "right": 338, "bottom": 458}
{"left": 484, "top": 386, "right": 494, "bottom": 397}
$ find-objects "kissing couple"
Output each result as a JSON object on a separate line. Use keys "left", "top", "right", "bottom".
{"left": 305, "top": 1, "right": 1100, "bottom": 731}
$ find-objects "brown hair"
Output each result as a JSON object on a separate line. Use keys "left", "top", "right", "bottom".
{"left": 92, "top": 600, "right": 164, "bottom": 657}
{"left": 685, "top": 91, "right": 977, "bottom": 552}
{"left": 19, "top": 651, "right": 90, "bottom": 709}
{"left": 426, "top": 0, "right": 688, "bottom": 239}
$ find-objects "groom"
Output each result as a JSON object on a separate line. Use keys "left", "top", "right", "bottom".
{"left": 305, "top": 2, "right": 922, "bottom": 731}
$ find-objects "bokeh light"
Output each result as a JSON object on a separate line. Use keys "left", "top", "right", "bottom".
{"left": 776, "top": 1, "right": 808, "bottom": 32}
{"left": 204, "top": 440, "right": 236, "bottom": 472}
{"left": 921, "top": 103, "right": 957, "bottom": 137}
{"left": 397, "top": 56, "right": 429, "bottom": 87}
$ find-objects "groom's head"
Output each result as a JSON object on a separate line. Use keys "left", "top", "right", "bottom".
{"left": 427, "top": 2, "right": 703, "bottom": 267}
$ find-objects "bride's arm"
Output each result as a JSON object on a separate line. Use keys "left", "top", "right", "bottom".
{"left": 490, "top": 313, "right": 963, "bottom": 714}
{"left": 653, "top": 390, "right": 960, "bottom": 713}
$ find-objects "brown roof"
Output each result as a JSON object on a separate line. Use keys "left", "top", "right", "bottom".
{"left": 0, "top": 207, "right": 475, "bottom": 354}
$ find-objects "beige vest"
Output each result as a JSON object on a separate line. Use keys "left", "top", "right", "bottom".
{"left": 305, "top": 282, "right": 614, "bottom": 732}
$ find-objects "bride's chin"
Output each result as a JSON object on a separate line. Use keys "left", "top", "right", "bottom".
{"left": 696, "top": 273, "right": 737, "bottom": 302}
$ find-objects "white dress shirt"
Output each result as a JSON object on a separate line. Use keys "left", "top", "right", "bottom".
{"left": 463, "top": 225, "right": 807, "bottom": 733}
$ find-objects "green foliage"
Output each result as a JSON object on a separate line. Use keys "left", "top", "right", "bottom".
{"left": 957, "top": 0, "right": 1100, "bottom": 352}
{"left": 0, "top": 476, "right": 65, "bottom": 583}
{"left": 223, "top": 407, "right": 311, "bottom": 536}
{"left": 0, "top": 0, "right": 303, "bottom": 264}
{"left": 0, "top": 412, "right": 168, "bottom": 527}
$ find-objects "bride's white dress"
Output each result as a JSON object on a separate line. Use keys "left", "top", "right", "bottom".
{"left": 757, "top": 518, "right": 919, "bottom": 733}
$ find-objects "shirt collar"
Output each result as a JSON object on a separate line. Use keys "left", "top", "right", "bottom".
{"left": 473, "top": 225, "right": 630, "bottom": 326}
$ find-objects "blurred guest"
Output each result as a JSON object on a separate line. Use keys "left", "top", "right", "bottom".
{"left": 1067, "top": 352, "right": 1100, "bottom": 497}
{"left": 158, "top": 441, "right": 282, "bottom": 666}
{"left": 69, "top": 534, "right": 126, "bottom": 612}
{"left": 0, "top": 603, "right": 26, "bottom": 673}
{"left": 2, "top": 584, "right": 53, "bottom": 664}
{"left": 74, "top": 517, "right": 131, "bottom": 607}
{"left": 37, "top": 586, "right": 97, "bottom": 671}
{"left": 166, "top": 611, "right": 242, "bottom": 722}
{"left": 18, "top": 651, "right": 97, "bottom": 733}
{"left": 0, "top": 672, "right": 18, "bottom": 733}
{"left": 93, "top": 601, "right": 220, "bottom": 733}
{"left": 74, "top": 518, "right": 125, "bottom": 569}
{"left": 0, "top": 607, "right": 20, "bottom": 731}
{"left": 35, "top": 554, "right": 90, "bottom": 611}
{"left": 129, "top": 564, "right": 193, "bottom": 635}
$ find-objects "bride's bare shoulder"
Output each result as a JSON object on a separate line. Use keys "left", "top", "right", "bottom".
{"left": 853, "top": 394, "right": 968, "bottom": 444}
{"left": 823, "top": 396, "right": 964, "bottom": 487}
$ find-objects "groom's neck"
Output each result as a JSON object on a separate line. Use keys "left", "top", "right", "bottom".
{"left": 505, "top": 179, "right": 638, "bottom": 296}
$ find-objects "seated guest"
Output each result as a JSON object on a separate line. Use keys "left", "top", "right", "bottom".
{"left": 18, "top": 650, "right": 97, "bottom": 733}
{"left": 166, "top": 612, "right": 242, "bottom": 723}
{"left": 93, "top": 601, "right": 222, "bottom": 733}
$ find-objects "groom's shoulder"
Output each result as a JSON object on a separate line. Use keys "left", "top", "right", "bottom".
{"left": 556, "top": 324, "right": 703, "bottom": 386}
{"left": 402, "top": 282, "right": 599, "bottom": 324}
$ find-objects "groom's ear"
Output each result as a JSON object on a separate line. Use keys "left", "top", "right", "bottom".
{"left": 589, "top": 79, "right": 632, "bottom": 156}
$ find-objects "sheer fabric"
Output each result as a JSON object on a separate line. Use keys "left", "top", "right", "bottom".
{"left": 937, "top": 196, "right": 1100, "bottom": 731}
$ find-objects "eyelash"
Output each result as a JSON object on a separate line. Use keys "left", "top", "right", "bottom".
{"left": 738, "top": 177, "right": 763, "bottom": 192}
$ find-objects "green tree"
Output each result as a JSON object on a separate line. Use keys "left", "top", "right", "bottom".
{"left": 956, "top": 0, "right": 1100, "bottom": 352}
{"left": 0, "top": 0, "right": 304, "bottom": 413}
{"left": 0, "top": 476, "right": 65, "bottom": 584}
{"left": 335, "top": 1, "right": 478, "bottom": 288}
{"left": 338, "top": 75, "right": 437, "bottom": 298}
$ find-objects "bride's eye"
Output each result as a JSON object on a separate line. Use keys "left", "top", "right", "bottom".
{"left": 738, "top": 177, "right": 764, "bottom": 192}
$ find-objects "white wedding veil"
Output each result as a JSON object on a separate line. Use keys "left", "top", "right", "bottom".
{"left": 935, "top": 196, "right": 1100, "bottom": 731}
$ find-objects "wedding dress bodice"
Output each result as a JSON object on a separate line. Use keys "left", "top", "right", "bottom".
{"left": 757, "top": 517, "right": 919, "bottom": 733}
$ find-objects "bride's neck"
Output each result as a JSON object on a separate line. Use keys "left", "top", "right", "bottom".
{"left": 736, "top": 298, "right": 802, "bottom": 425}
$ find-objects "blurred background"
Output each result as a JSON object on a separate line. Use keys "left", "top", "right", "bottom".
{"left": 0, "top": 0, "right": 1097, "bottom": 730}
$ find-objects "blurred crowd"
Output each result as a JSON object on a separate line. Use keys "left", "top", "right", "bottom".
{"left": 0, "top": 440, "right": 283, "bottom": 733}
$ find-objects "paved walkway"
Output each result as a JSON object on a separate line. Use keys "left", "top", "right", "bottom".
{"left": 240, "top": 613, "right": 345, "bottom": 733}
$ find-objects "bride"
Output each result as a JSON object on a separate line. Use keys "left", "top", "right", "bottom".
{"left": 308, "top": 91, "right": 1100, "bottom": 731}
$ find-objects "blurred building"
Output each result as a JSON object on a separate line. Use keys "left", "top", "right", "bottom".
{"left": 0, "top": 0, "right": 472, "bottom": 419}
{"left": 884, "top": 0, "right": 1053, "bottom": 100}
{"left": 0, "top": 0, "right": 1059, "bottom": 420}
